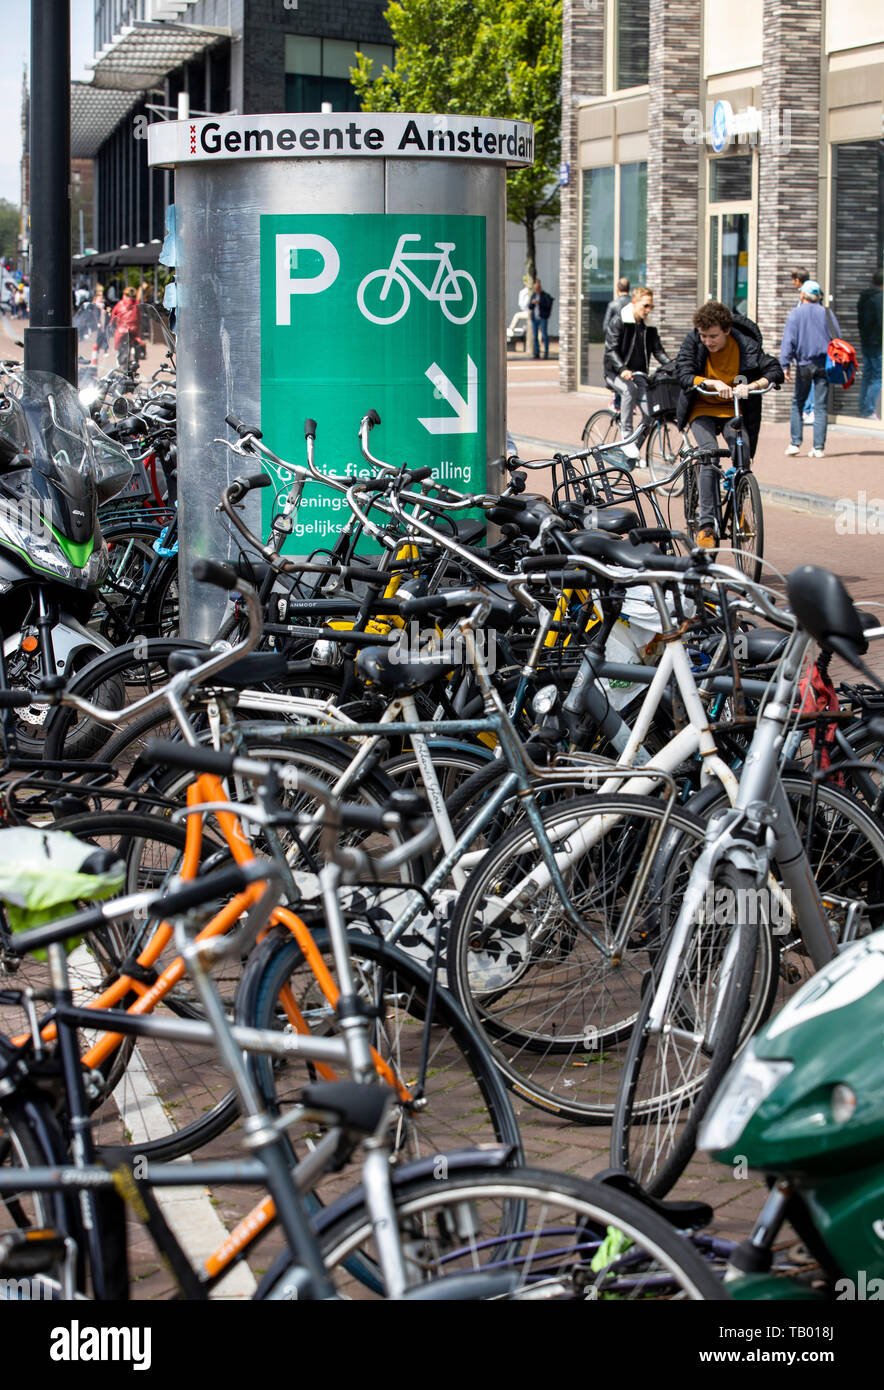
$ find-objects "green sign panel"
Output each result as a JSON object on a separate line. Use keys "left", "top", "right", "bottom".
{"left": 259, "top": 213, "right": 486, "bottom": 552}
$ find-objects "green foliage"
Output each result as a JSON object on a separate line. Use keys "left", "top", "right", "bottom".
{"left": 0, "top": 199, "right": 21, "bottom": 262}
{"left": 351, "top": 0, "right": 562, "bottom": 276}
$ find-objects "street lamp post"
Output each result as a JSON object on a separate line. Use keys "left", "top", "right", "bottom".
{"left": 24, "top": 0, "right": 77, "bottom": 384}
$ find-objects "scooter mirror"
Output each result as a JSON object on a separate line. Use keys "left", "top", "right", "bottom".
{"left": 111, "top": 395, "right": 130, "bottom": 419}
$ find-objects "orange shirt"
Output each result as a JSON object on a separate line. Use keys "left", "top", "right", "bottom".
{"left": 688, "top": 333, "right": 740, "bottom": 423}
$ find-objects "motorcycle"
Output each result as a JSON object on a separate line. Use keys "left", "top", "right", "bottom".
{"left": 699, "top": 834, "right": 884, "bottom": 1301}
{"left": 0, "top": 369, "right": 133, "bottom": 755}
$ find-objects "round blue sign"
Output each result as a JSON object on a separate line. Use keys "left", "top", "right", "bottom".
{"left": 711, "top": 101, "right": 731, "bottom": 153}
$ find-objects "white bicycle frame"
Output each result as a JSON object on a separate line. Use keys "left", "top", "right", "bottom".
{"left": 379, "top": 234, "right": 468, "bottom": 306}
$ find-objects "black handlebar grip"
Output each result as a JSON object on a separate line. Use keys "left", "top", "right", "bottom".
{"left": 525, "top": 568, "right": 597, "bottom": 586}
{"left": 404, "top": 466, "right": 434, "bottom": 485}
{"left": 365, "top": 409, "right": 381, "bottom": 427}
{"left": 225, "top": 413, "right": 263, "bottom": 440}
{"left": 144, "top": 739, "right": 238, "bottom": 778}
{"left": 229, "top": 473, "right": 272, "bottom": 500}
{"left": 629, "top": 527, "right": 675, "bottom": 546}
{"left": 304, "top": 419, "right": 317, "bottom": 440}
{"left": 341, "top": 564, "right": 387, "bottom": 585}
{"left": 0, "top": 689, "right": 40, "bottom": 708}
{"left": 355, "top": 476, "right": 392, "bottom": 494}
{"left": 520, "top": 553, "right": 578, "bottom": 573}
{"left": 192, "top": 559, "right": 240, "bottom": 591}
{"left": 644, "top": 553, "right": 694, "bottom": 573}
{"left": 397, "top": 595, "right": 450, "bottom": 617}
{"left": 339, "top": 803, "right": 398, "bottom": 832}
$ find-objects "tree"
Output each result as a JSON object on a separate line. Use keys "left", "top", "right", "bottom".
{"left": 351, "top": 0, "right": 562, "bottom": 279}
{"left": 0, "top": 200, "right": 21, "bottom": 264}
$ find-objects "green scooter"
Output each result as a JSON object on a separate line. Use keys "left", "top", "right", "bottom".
{"left": 700, "top": 906, "right": 884, "bottom": 1300}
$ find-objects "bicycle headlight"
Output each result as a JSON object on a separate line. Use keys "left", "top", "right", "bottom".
{"left": 698, "top": 1043, "right": 793, "bottom": 1153}
{"left": 0, "top": 505, "right": 77, "bottom": 582}
{"left": 533, "top": 684, "right": 559, "bottom": 717}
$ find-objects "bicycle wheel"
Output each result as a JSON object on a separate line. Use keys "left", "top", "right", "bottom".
{"left": 730, "top": 472, "right": 764, "bottom": 583}
{"left": 140, "top": 557, "right": 180, "bottom": 640}
{"left": 446, "top": 794, "right": 708, "bottom": 1128}
{"left": 2, "top": 812, "right": 241, "bottom": 1161}
{"left": 645, "top": 419, "right": 684, "bottom": 496}
{"left": 440, "top": 270, "right": 478, "bottom": 324}
{"left": 0, "top": 1099, "right": 80, "bottom": 1297}
{"left": 96, "top": 525, "right": 165, "bottom": 645}
{"left": 238, "top": 926, "right": 521, "bottom": 1192}
{"left": 357, "top": 270, "right": 409, "bottom": 325}
{"left": 611, "top": 863, "right": 759, "bottom": 1197}
{"left": 0, "top": 1099, "right": 59, "bottom": 1240}
{"left": 3, "top": 638, "right": 125, "bottom": 762}
{"left": 133, "top": 731, "right": 422, "bottom": 900}
{"left": 41, "top": 637, "right": 211, "bottom": 763}
{"left": 581, "top": 409, "right": 620, "bottom": 451}
{"left": 262, "top": 1166, "right": 729, "bottom": 1300}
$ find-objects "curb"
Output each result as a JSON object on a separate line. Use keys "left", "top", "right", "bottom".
{"left": 510, "top": 433, "right": 844, "bottom": 519}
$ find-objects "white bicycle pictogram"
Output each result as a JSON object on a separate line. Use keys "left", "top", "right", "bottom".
{"left": 357, "top": 233, "right": 478, "bottom": 326}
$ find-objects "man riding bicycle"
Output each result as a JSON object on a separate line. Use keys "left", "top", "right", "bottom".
{"left": 604, "top": 286, "right": 673, "bottom": 458}
{"left": 674, "top": 301, "right": 783, "bottom": 548}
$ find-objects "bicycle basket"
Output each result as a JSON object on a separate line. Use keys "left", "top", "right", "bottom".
{"left": 646, "top": 374, "right": 680, "bottom": 421}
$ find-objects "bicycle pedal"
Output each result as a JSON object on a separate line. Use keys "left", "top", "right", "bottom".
{"left": 779, "top": 958, "right": 803, "bottom": 985}
{"left": 0, "top": 1229, "right": 67, "bottom": 1277}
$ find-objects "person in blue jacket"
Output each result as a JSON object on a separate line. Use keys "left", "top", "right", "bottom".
{"left": 780, "top": 280, "right": 840, "bottom": 458}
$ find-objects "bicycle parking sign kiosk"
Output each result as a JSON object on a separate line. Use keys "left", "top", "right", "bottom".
{"left": 148, "top": 113, "right": 534, "bottom": 638}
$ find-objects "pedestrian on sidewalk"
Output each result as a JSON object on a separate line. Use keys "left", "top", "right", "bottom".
{"left": 674, "top": 301, "right": 783, "bottom": 547}
{"left": 603, "top": 277, "right": 631, "bottom": 336}
{"left": 507, "top": 280, "right": 532, "bottom": 345}
{"left": 857, "top": 269, "right": 883, "bottom": 419}
{"left": 604, "top": 286, "right": 673, "bottom": 457}
{"left": 529, "top": 279, "right": 554, "bottom": 359}
{"left": 111, "top": 286, "right": 144, "bottom": 371}
{"left": 780, "top": 280, "right": 839, "bottom": 458}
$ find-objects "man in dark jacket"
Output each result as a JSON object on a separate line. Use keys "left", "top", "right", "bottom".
{"left": 675, "top": 300, "right": 784, "bottom": 547}
{"left": 604, "top": 286, "right": 673, "bottom": 457}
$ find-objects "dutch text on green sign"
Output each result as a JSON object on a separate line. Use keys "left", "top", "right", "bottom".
{"left": 260, "top": 213, "right": 487, "bottom": 551}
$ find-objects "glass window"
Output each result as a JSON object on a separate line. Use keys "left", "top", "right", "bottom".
{"left": 708, "top": 216, "right": 719, "bottom": 300}
{"left": 323, "top": 38, "right": 363, "bottom": 79}
{"left": 619, "top": 161, "right": 647, "bottom": 288}
{"left": 284, "top": 37, "right": 395, "bottom": 112}
{"left": 616, "top": 0, "right": 650, "bottom": 90}
{"left": 357, "top": 42, "right": 395, "bottom": 75}
{"left": 709, "top": 154, "right": 752, "bottom": 203}
{"left": 720, "top": 213, "right": 750, "bottom": 315}
{"left": 285, "top": 36, "right": 322, "bottom": 76}
{"left": 580, "top": 166, "right": 615, "bottom": 388}
{"left": 831, "top": 140, "right": 884, "bottom": 420}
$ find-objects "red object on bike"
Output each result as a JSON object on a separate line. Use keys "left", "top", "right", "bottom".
{"left": 797, "top": 659, "right": 840, "bottom": 774}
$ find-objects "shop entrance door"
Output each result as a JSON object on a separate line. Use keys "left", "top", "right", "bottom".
{"left": 707, "top": 207, "right": 753, "bottom": 317}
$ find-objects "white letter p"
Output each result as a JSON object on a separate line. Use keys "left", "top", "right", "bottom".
{"left": 276, "top": 234, "right": 340, "bottom": 325}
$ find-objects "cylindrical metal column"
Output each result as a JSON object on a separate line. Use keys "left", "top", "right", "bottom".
{"left": 24, "top": 0, "right": 77, "bottom": 382}
{"left": 149, "top": 114, "right": 533, "bottom": 640}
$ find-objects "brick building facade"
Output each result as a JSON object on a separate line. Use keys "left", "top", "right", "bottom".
{"left": 561, "top": 0, "right": 884, "bottom": 424}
